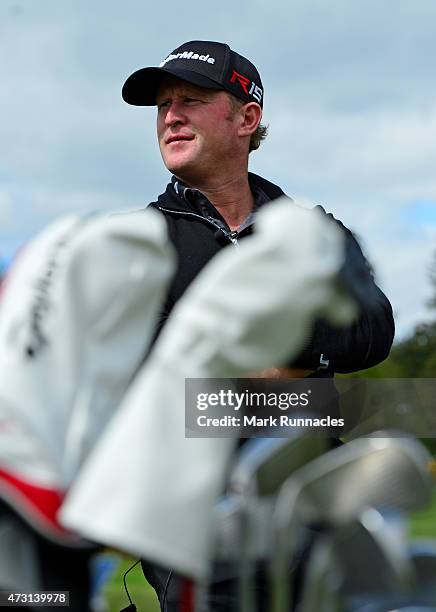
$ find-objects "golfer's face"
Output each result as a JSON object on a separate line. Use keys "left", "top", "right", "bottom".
{"left": 156, "top": 76, "right": 240, "bottom": 183}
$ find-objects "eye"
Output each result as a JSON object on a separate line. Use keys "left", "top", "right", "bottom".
{"left": 184, "top": 97, "right": 201, "bottom": 105}
{"left": 157, "top": 100, "right": 171, "bottom": 111}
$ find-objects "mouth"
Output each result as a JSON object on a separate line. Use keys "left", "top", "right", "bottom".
{"left": 165, "top": 134, "right": 195, "bottom": 145}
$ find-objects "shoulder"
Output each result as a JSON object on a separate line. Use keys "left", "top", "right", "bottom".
{"left": 312, "top": 204, "right": 355, "bottom": 237}
{"left": 248, "top": 172, "right": 288, "bottom": 201}
{"left": 147, "top": 201, "right": 161, "bottom": 211}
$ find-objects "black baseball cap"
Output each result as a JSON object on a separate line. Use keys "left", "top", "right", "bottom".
{"left": 122, "top": 40, "right": 264, "bottom": 108}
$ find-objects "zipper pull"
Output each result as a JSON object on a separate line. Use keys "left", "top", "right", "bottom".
{"left": 229, "top": 231, "right": 239, "bottom": 245}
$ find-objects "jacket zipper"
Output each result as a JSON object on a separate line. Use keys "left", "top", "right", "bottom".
{"left": 157, "top": 206, "right": 239, "bottom": 245}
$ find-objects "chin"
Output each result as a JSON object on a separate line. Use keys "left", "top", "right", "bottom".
{"left": 164, "top": 155, "right": 197, "bottom": 178}
{"left": 162, "top": 141, "right": 200, "bottom": 175}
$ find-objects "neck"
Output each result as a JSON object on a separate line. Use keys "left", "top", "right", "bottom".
{"left": 178, "top": 171, "right": 254, "bottom": 231}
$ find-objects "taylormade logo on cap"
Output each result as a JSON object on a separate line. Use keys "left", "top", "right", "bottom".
{"left": 159, "top": 51, "right": 216, "bottom": 67}
{"left": 122, "top": 40, "right": 264, "bottom": 108}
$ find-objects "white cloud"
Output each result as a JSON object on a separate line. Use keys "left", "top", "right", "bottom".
{"left": 0, "top": 191, "right": 13, "bottom": 225}
{"left": 32, "top": 188, "right": 139, "bottom": 217}
{"left": 255, "top": 104, "right": 436, "bottom": 200}
{"left": 372, "top": 225, "right": 436, "bottom": 338}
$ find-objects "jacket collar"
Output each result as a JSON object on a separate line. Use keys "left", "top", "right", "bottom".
{"left": 156, "top": 172, "right": 287, "bottom": 216}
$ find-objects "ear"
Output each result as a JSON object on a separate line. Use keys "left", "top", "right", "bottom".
{"left": 237, "top": 102, "right": 262, "bottom": 137}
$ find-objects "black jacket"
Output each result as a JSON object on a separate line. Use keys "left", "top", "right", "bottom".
{"left": 148, "top": 172, "right": 395, "bottom": 374}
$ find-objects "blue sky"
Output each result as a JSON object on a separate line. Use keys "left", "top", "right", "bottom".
{"left": 1, "top": 0, "right": 436, "bottom": 339}
{"left": 402, "top": 202, "right": 436, "bottom": 226}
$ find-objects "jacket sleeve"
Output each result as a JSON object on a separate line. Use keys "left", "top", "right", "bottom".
{"left": 290, "top": 207, "right": 395, "bottom": 374}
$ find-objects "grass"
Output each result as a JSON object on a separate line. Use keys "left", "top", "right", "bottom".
{"left": 103, "top": 556, "right": 159, "bottom": 612}
{"left": 409, "top": 485, "right": 436, "bottom": 539}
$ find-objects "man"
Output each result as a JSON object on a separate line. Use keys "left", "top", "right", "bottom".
{"left": 122, "top": 39, "right": 394, "bottom": 373}
{"left": 121, "top": 40, "right": 395, "bottom": 610}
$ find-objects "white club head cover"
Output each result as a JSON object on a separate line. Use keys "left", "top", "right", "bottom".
{"left": 0, "top": 211, "right": 174, "bottom": 543}
{"left": 61, "top": 198, "right": 356, "bottom": 577}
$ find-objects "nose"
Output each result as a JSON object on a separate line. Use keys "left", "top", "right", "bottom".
{"left": 164, "top": 101, "right": 186, "bottom": 127}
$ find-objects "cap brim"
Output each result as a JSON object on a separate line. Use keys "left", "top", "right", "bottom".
{"left": 122, "top": 67, "right": 223, "bottom": 106}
